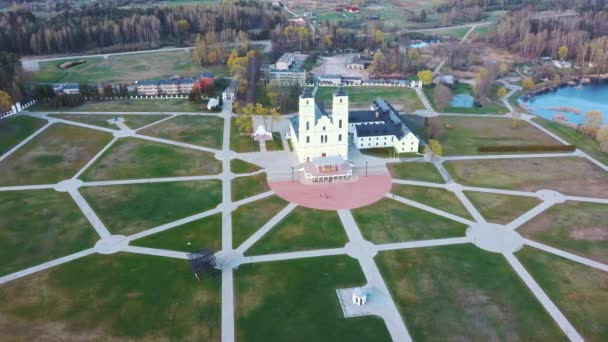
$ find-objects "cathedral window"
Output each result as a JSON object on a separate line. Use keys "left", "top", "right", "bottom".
{"left": 339, "top": 120, "right": 342, "bottom": 128}
{"left": 306, "top": 121, "right": 310, "bottom": 131}
{"left": 306, "top": 136, "right": 310, "bottom": 143}
{"left": 338, "top": 134, "right": 342, "bottom": 141}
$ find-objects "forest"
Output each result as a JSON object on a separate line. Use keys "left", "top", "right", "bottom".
{"left": 0, "top": 0, "right": 283, "bottom": 55}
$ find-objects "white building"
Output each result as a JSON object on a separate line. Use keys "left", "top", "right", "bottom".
{"left": 276, "top": 53, "right": 296, "bottom": 71}
{"left": 352, "top": 287, "right": 368, "bottom": 306}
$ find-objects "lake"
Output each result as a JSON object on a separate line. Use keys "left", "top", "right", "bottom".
{"left": 518, "top": 82, "right": 608, "bottom": 125}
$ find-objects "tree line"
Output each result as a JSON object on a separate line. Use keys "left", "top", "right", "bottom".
{"left": 0, "top": 0, "right": 283, "bottom": 55}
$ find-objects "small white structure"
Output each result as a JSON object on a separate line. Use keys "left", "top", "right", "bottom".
{"left": 222, "top": 80, "right": 238, "bottom": 101}
{"left": 207, "top": 97, "right": 219, "bottom": 110}
{"left": 252, "top": 125, "right": 273, "bottom": 141}
{"left": 352, "top": 287, "right": 368, "bottom": 306}
{"left": 553, "top": 60, "right": 572, "bottom": 69}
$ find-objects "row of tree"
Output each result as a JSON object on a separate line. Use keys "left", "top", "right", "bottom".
{"left": 192, "top": 30, "right": 249, "bottom": 66}
{"left": 0, "top": 1, "right": 283, "bottom": 55}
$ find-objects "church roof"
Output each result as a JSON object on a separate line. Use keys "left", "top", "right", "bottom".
{"left": 355, "top": 123, "right": 401, "bottom": 137}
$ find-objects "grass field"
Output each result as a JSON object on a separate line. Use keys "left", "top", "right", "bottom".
{"left": 247, "top": 207, "right": 347, "bottom": 255}
{"left": 315, "top": 86, "right": 424, "bottom": 112}
{"left": 430, "top": 26, "right": 472, "bottom": 39}
{"left": 139, "top": 115, "right": 224, "bottom": 149}
{"left": 231, "top": 158, "right": 261, "bottom": 174}
{"left": 80, "top": 180, "right": 222, "bottom": 235}
{"left": 464, "top": 191, "right": 541, "bottom": 225}
{"left": 0, "top": 253, "right": 221, "bottom": 341}
{"left": 265, "top": 133, "right": 284, "bottom": 151}
{"left": 532, "top": 117, "right": 608, "bottom": 166}
{"left": 235, "top": 255, "right": 391, "bottom": 342}
{"left": 232, "top": 195, "right": 289, "bottom": 249}
{"left": 377, "top": 245, "right": 564, "bottom": 340}
{"left": 80, "top": 137, "right": 221, "bottom": 181}
{"left": 517, "top": 247, "right": 608, "bottom": 340}
{"left": 434, "top": 116, "right": 561, "bottom": 155}
{"left": 387, "top": 162, "right": 444, "bottom": 183}
{"left": 131, "top": 213, "right": 222, "bottom": 253}
{"left": 0, "top": 115, "right": 47, "bottom": 155}
{"left": 232, "top": 173, "right": 269, "bottom": 202}
{"left": 352, "top": 198, "right": 467, "bottom": 244}
{"left": 0, "top": 123, "right": 113, "bottom": 186}
{"left": 49, "top": 113, "right": 170, "bottom": 129}
{"left": 445, "top": 157, "right": 608, "bottom": 198}
{"left": 391, "top": 184, "right": 473, "bottom": 219}
{"left": 231, "top": 120, "right": 258, "bottom": 153}
{"left": 360, "top": 148, "right": 419, "bottom": 158}
{"left": 518, "top": 201, "right": 608, "bottom": 264}
{"left": 32, "top": 98, "right": 214, "bottom": 113}
{"left": 31, "top": 50, "right": 227, "bottom": 83}
{"left": 0, "top": 189, "right": 97, "bottom": 276}
{"left": 424, "top": 83, "right": 509, "bottom": 114}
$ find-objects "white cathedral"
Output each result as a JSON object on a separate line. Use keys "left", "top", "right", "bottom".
{"left": 288, "top": 87, "right": 420, "bottom": 182}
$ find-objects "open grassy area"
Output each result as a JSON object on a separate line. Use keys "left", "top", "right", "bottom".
{"left": 360, "top": 148, "right": 418, "bottom": 158}
{"left": 80, "top": 137, "right": 221, "bottom": 181}
{"left": 232, "top": 195, "right": 289, "bottom": 249}
{"left": 265, "top": 133, "right": 284, "bottom": 151}
{"left": 315, "top": 86, "right": 424, "bottom": 112}
{"left": 230, "top": 119, "right": 258, "bottom": 153}
{"left": 444, "top": 157, "right": 608, "bottom": 198}
{"left": 0, "top": 123, "right": 113, "bottom": 186}
{"left": 31, "top": 50, "right": 227, "bottom": 84}
{"left": 139, "top": 115, "right": 223, "bottom": 149}
{"left": 48, "top": 113, "right": 170, "bottom": 129}
{"left": 232, "top": 173, "right": 269, "bottom": 202}
{"left": 423, "top": 83, "right": 509, "bottom": 114}
{"left": 387, "top": 162, "right": 444, "bottom": 183}
{"left": 376, "top": 245, "right": 564, "bottom": 340}
{"left": 131, "top": 213, "right": 222, "bottom": 253}
{"left": 517, "top": 247, "right": 608, "bottom": 341}
{"left": 0, "top": 189, "right": 97, "bottom": 276}
{"left": 247, "top": 207, "right": 347, "bottom": 255}
{"left": 518, "top": 201, "right": 608, "bottom": 264}
{"left": 231, "top": 158, "right": 261, "bottom": 174}
{"left": 391, "top": 184, "right": 473, "bottom": 219}
{"left": 32, "top": 98, "right": 214, "bottom": 113}
{"left": 235, "top": 255, "right": 390, "bottom": 342}
{"left": 434, "top": 116, "right": 562, "bottom": 155}
{"left": 532, "top": 117, "right": 608, "bottom": 167}
{"left": 0, "top": 115, "right": 47, "bottom": 155}
{"left": 464, "top": 191, "right": 541, "bottom": 225}
{"left": 352, "top": 198, "right": 468, "bottom": 244}
{"left": 0, "top": 253, "right": 221, "bottom": 341}
{"left": 430, "top": 25, "right": 472, "bottom": 39}
{"left": 80, "top": 180, "right": 222, "bottom": 235}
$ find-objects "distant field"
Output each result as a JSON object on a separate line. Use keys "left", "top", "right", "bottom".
{"left": 31, "top": 50, "right": 227, "bottom": 83}
{"left": 31, "top": 98, "right": 214, "bottom": 112}
{"left": 315, "top": 86, "right": 424, "bottom": 113}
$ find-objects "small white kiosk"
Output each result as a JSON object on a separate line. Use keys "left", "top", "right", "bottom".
{"left": 352, "top": 287, "right": 368, "bottom": 306}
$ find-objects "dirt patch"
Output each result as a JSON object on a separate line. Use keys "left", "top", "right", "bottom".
{"left": 310, "top": 54, "right": 370, "bottom": 79}
{"left": 570, "top": 227, "right": 608, "bottom": 241}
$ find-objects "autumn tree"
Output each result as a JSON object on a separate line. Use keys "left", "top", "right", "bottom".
{"left": 522, "top": 77, "right": 535, "bottom": 91}
{"left": 558, "top": 45, "right": 569, "bottom": 60}
{"left": 424, "top": 139, "right": 443, "bottom": 156}
{"left": 0, "top": 90, "right": 12, "bottom": 112}
{"left": 597, "top": 126, "right": 608, "bottom": 153}
{"left": 433, "top": 84, "right": 453, "bottom": 112}
{"left": 582, "top": 110, "right": 604, "bottom": 136}
{"left": 497, "top": 87, "right": 508, "bottom": 98}
{"left": 417, "top": 69, "right": 433, "bottom": 85}
{"left": 474, "top": 66, "right": 498, "bottom": 101}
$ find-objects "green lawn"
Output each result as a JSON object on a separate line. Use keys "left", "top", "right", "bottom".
{"left": 131, "top": 213, "right": 222, "bottom": 253}
{"left": 352, "top": 198, "right": 468, "bottom": 244}
{"left": 376, "top": 245, "right": 565, "bottom": 341}
{"left": 32, "top": 98, "right": 214, "bottom": 113}
{"left": 518, "top": 201, "right": 608, "bottom": 264}
{"left": 387, "top": 162, "right": 444, "bottom": 183}
{"left": 235, "top": 256, "right": 391, "bottom": 342}
{"left": 230, "top": 119, "right": 258, "bottom": 153}
{"left": 423, "top": 83, "right": 509, "bottom": 114}
{"left": 315, "top": 86, "right": 424, "bottom": 112}
{"left": 139, "top": 115, "right": 224, "bottom": 149}
{"left": 31, "top": 50, "right": 227, "bottom": 83}
{"left": 391, "top": 184, "right": 473, "bottom": 219}
{"left": 231, "top": 158, "right": 261, "bottom": 174}
{"left": 80, "top": 137, "right": 221, "bottom": 181}
{"left": 464, "top": 191, "right": 541, "bottom": 225}
{"left": 444, "top": 157, "right": 608, "bottom": 198}
{"left": 0, "top": 123, "right": 113, "bottom": 186}
{"left": 265, "top": 133, "right": 284, "bottom": 151}
{"left": 0, "top": 115, "right": 47, "bottom": 155}
{"left": 361, "top": 148, "right": 418, "bottom": 158}
{"left": 232, "top": 173, "right": 269, "bottom": 202}
{"left": 517, "top": 247, "right": 608, "bottom": 341}
{"left": 435, "top": 116, "right": 562, "bottom": 155}
{"left": 0, "top": 253, "right": 221, "bottom": 341}
{"left": 232, "top": 195, "right": 289, "bottom": 249}
{"left": 247, "top": 207, "right": 347, "bottom": 255}
{"left": 80, "top": 180, "right": 222, "bottom": 235}
{"left": 48, "top": 113, "right": 170, "bottom": 129}
{"left": 532, "top": 117, "right": 608, "bottom": 167}
{"left": 0, "top": 189, "right": 97, "bottom": 276}
{"left": 431, "top": 26, "right": 472, "bottom": 39}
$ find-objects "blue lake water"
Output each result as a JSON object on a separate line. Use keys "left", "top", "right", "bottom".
{"left": 451, "top": 93, "right": 475, "bottom": 108}
{"left": 408, "top": 40, "right": 440, "bottom": 48}
{"left": 518, "top": 83, "right": 608, "bottom": 125}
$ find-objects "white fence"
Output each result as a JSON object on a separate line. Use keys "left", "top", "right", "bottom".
{"left": 83, "top": 94, "right": 189, "bottom": 101}
{"left": 309, "top": 80, "right": 423, "bottom": 88}
{"left": 0, "top": 100, "right": 37, "bottom": 120}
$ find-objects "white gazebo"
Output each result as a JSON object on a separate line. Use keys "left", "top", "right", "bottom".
{"left": 352, "top": 287, "right": 368, "bottom": 306}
